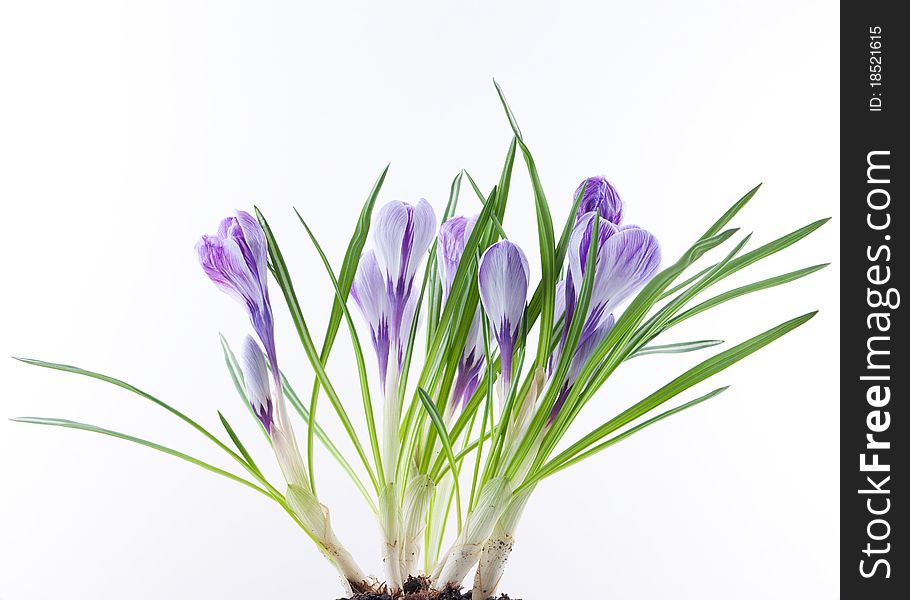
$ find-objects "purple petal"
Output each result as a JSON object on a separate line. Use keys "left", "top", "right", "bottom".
{"left": 589, "top": 226, "right": 662, "bottom": 318}
{"left": 373, "top": 199, "right": 437, "bottom": 293}
{"left": 575, "top": 176, "right": 623, "bottom": 224}
{"left": 351, "top": 250, "right": 392, "bottom": 387}
{"left": 451, "top": 307, "right": 485, "bottom": 411}
{"left": 478, "top": 241, "right": 529, "bottom": 381}
{"left": 197, "top": 213, "right": 277, "bottom": 368}
{"left": 565, "top": 213, "right": 659, "bottom": 335}
{"left": 567, "top": 212, "right": 619, "bottom": 291}
{"left": 437, "top": 214, "right": 478, "bottom": 298}
{"left": 240, "top": 335, "right": 274, "bottom": 434}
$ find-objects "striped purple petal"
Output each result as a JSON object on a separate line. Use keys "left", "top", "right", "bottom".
{"left": 373, "top": 199, "right": 436, "bottom": 296}
{"left": 567, "top": 212, "right": 660, "bottom": 337}
{"left": 574, "top": 176, "right": 623, "bottom": 225}
{"left": 438, "top": 214, "right": 484, "bottom": 411}
{"left": 352, "top": 200, "right": 437, "bottom": 390}
{"left": 197, "top": 211, "right": 277, "bottom": 372}
{"left": 351, "top": 250, "right": 392, "bottom": 389}
{"left": 437, "top": 214, "right": 478, "bottom": 298}
{"left": 478, "top": 241, "right": 529, "bottom": 386}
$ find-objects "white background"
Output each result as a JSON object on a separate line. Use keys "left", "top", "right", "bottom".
{"left": 0, "top": 1, "right": 838, "bottom": 598}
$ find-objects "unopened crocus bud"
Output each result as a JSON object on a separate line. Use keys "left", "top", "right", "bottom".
{"left": 478, "top": 241, "right": 529, "bottom": 395}
{"left": 197, "top": 211, "right": 278, "bottom": 373}
{"left": 439, "top": 215, "right": 484, "bottom": 412}
{"left": 239, "top": 335, "right": 274, "bottom": 434}
{"left": 574, "top": 176, "right": 623, "bottom": 224}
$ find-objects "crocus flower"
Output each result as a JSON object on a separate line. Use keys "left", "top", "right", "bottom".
{"left": 566, "top": 213, "right": 661, "bottom": 345}
{"left": 575, "top": 176, "right": 624, "bottom": 225}
{"left": 478, "top": 240, "right": 529, "bottom": 391}
{"left": 438, "top": 215, "right": 484, "bottom": 411}
{"left": 196, "top": 211, "right": 278, "bottom": 374}
{"left": 351, "top": 199, "right": 436, "bottom": 390}
{"left": 549, "top": 211, "right": 661, "bottom": 421}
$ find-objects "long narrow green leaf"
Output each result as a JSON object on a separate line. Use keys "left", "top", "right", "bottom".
{"left": 417, "top": 388, "right": 463, "bottom": 533}
{"left": 316, "top": 164, "right": 388, "bottom": 364}
{"left": 13, "top": 357, "right": 250, "bottom": 470}
{"left": 699, "top": 183, "right": 761, "bottom": 241}
{"left": 217, "top": 411, "right": 262, "bottom": 476}
{"left": 464, "top": 170, "right": 508, "bottom": 239}
{"left": 493, "top": 80, "right": 557, "bottom": 368}
{"left": 629, "top": 339, "right": 724, "bottom": 359}
{"left": 13, "top": 417, "right": 270, "bottom": 497}
{"left": 707, "top": 218, "right": 831, "bottom": 286}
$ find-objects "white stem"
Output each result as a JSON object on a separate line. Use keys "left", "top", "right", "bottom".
{"left": 382, "top": 358, "right": 401, "bottom": 485}
{"left": 471, "top": 487, "right": 533, "bottom": 600}
{"left": 400, "top": 473, "right": 435, "bottom": 578}
{"left": 378, "top": 481, "right": 403, "bottom": 591}
{"left": 433, "top": 477, "right": 511, "bottom": 589}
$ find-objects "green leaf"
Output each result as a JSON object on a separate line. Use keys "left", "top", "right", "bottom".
{"left": 13, "top": 417, "right": 270, "bottom": 497}
{"left": 493, "top": 81, "right": 557, "bottom": 368}
{"left": 629, "top": 339, "right": 724, "bottom": 359}
{"left": 13, "top": 357, "right": 249, "bottom": 469}
{"left": 698, "top": 183, "right": 761, "bottom": 241}
{"left": 316, "top": 164, "right": 388, "bottom": 367}
{"left": 217, "top": 411, "right": 262, "bottom": 476}
{"left": 708, "top": 218, "right": 831, "bottom": 286}
{"left": 464, "top": 170, "right": 508, "bottom": 239}
{"left": 417, "top": 387, "right": 463, "bottom": 532}
{"left": 220, "top": 334, "right": 374, "bottom": 511}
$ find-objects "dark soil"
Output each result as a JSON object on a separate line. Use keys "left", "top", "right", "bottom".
{"left": 339, "top": 575, "right": 520, "bottom": 600}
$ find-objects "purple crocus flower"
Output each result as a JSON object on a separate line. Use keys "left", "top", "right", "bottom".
{"left": 196, "top": 211, "right": 278, "bottom": 367}
{"left": 196, "top": 210, "right": 285, "bottom": 427}
{"left": 478, "top": 240, "right": 529, "bottom": 391}
{"left": 549, "top": 211, "right": 661, "bottom": 421}
{"left": 438, "top": 215, "right": 484, "bottom": 411}
{"left": 351, "top": 199, "right": 436, "bottom": 390}
{"left": 575, "top": 176, "right": 624, "bottom": 225}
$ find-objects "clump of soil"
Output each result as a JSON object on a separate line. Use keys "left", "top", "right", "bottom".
{"left": 339, "top": 575, "right": 520, "bottom": 600}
